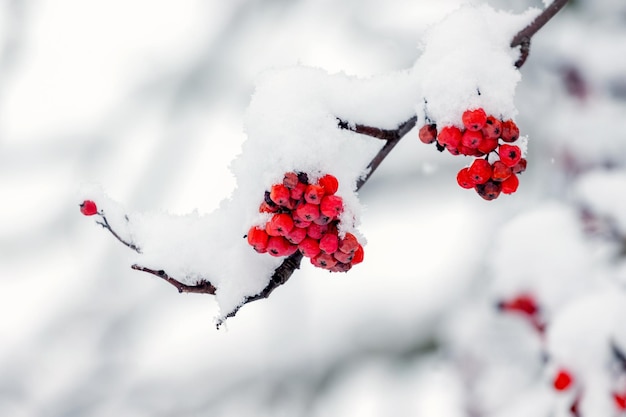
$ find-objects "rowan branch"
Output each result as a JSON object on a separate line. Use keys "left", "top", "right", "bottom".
{"left": 92, "top": 0, "right": 570, "bottom": 327}
{"left": 511, "top": 0, "right": 569, "bottom": 68}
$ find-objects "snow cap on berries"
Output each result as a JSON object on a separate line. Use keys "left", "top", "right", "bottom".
{"left": 414, "top": 5, "right": 540, "bottom": 129}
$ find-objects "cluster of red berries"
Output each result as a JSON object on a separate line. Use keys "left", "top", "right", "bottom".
{"left": 419, "top": 108, "right": 527, "bottom": 200}
{"left": 246, "top": 172, "right": 364, "bottom": 272}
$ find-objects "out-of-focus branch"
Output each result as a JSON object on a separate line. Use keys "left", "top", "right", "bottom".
{"left": 511, "top": 0, "right": 569, "bottom": 68}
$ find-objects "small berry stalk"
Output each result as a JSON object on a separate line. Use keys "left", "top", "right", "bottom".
{"left": 419, "top": 108, "right": 527, "bottom": 200}
{"left": 247, "top": 172, "right": 364, "bottom": 272}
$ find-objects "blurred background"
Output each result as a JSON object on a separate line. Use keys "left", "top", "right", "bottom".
{"left": 1, "top": 0, "right": 625, "bottom": 416}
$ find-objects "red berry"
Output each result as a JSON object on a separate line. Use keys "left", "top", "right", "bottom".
{"left": 266, "top": 213, "right": 294, "bottom": 236}
{"left": 491, "top": 160, "right": 512, "bottom": 182}
{"left": 338, "top": 232, "right": 359, "bottom": 254}
{"left": 247, "top": 226, "right": 269, "bottom": 253}
{"left": 482, "top": 116, "right": 502, "bottom": 140}
{"left": 351, "top": 244, "right": 364, "bottom": 265}
{"left": 437, "top": 126, "right": 462, "bottom": 148}
{"left": 500, "top": 120, "right": 520, "bottom": 142}
{"left": 462, "top": 108, "right": 487, "bottom": 131}
{"left": 285, "top": 226, "right": 307, "bottom": 245}
{"left": 511, "top": 158, "right": 527, "bottom": 174}
{"left": 311, "top": 253, "right": 338, "bottom": 269}
{"left": 307, "top": 222, "right": 327, "bottom": 240}
{"left": 320, "top": 195, "right": 343, "bottom": 218}
{"left": 501, "top": 173, "right": 519, "bottom": 194}
{"left": 319, "top": 232, "right": 339, "bottom": 254}
{"left": 283, "top": 172, "right": 299, "bottom": 189}
{"left": 468, "top": 158, "right": 492, "bottom": 185}
{"left": 553, "top": 369, "right": 573, "bottom": 391}
{"left": 499, "top": 144, "right": 522, "bottom": 167}
{"left": 259, "top": 201, "right": 278, "bottom": 213}
{"left": 613, "top": 392, "right": 626, "bottom": 410}
{"left": 266, "top": 236, "right": 293, "bottom": 257}
{"left": 318, "top": 174, "right": 339, "bottom": 195}
{"left": 477, "top": 137, "right": 499, "bottom": 154}
{"left": 313, "top": 214, "right": 332, "bottom": 225}
{"left": 447, "top": 146, "right": 461, "bottom": 156}
{"left": 290, "top": 182, "right": 307, "bottom": 200}
{"left": 498, "top": 293, "right": 538, "bottom": 316}
{"left": 458, "top": 144, "right": 483, "bottom": 157}
{"left": 456, "top": 167, "right": 476, "bottom": 189}
{"left": 462, "top": 129, "right": 483, "bottom": 149}
{"left": 475, "top": 180, "right": 501, "bottom": 201}
{"left": 333, "top": 249, "right": 354, "bottom": 264}
{"left": 291, "top": 211, "right": 311, "bottom": 229}
{"left": 296, "top": 202, "right": 320, "bottom": 222}
{"left": 298, "top": 237, "right": 321, "bottom": 258}
{"left": 269, "top": 184, "right": 291, "bottom": 206}
{"left": 304, "top": 184, "right": 325, "bottom": 204}
{"left": 418, "top": 124, "right": 438, "bottom": 144}
{"left": 80, "top": 200, "right": 98, "bottom": 216}
{"left": 330, "top": 262, "right": 352, "bottom": 273}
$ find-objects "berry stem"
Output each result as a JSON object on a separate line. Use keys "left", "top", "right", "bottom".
{"left": 96, "top": 214, "right": 142, "bottom": 253}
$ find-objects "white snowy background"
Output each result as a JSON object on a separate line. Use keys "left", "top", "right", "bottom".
{"left": 2, "top": 0, "right": 626, "bottom": 416}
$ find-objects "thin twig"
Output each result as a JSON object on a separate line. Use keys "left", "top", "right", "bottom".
{"left": 131, "top": 264, "right": 216, "bottom": 294}
{"left": 96, "top": 214, "right": 141, "bottom": 253}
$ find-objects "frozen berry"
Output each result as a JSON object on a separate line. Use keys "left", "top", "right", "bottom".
{"left": 456, "top": 167, "right": 476, "bottom": 189}
{"left": 290, "top": 182, "right": 307, "bottom": 200}
{"left": 299, "top": 237, "right": 321, "bottom": 258}
{"left": 266, "top": 213, "right": 294, "bottom": 236}
{"left": 80, "top": 200, "right": 98, "bottom": 216}
{"left": 419, "top": 124, "right": 438, "bottom": 144}
{"left": 475, "top": 180, "right": 501, "bottom": 201}
{"left": 320, "top": 195, "right": 343, "bottom": 218}
{"left": 499, "top": 144, "right": 522, "bottom": 167}
{"left": 330, "top": 262, "right": 352, "bottom": 273}
{"left": 318, "top": 174, "right": 339, "bottom": 195}
{"left": 477, "top": 137, "right": 499, "bottom": 154}
{"left": 292, "top": 211, "right": 312, "bottom": 229}
{"left": 338, "top": 232, "right": 359, "bottom": 254}
{"left": 269, "top": 184, "right": 291, "bottom": 206}
{"left": 512, "top": 158, "right": 527, "bottom": 174}
{"left": 500, "top": 120, "right": 520, "bottom": 142}
{"left": 351, "top": 244, "right": 364, "bottom": 265}
{"left": 468, "top": 158, "right": 492, "bottom": 185}
{"left": 553, "top": 369, "right": 573, "bottom": 391}
{"left": 313, "top": 214, "right": 332, "bottom": 225}
{"left": 462, "top": 108, "right": 487, "bottom": 131}
{"left": 319, "top": 232, "right": 339, "bottom": 254}
{"left": 259, "top": 201, "right": 278, "bottom": 213}
{"left": 462, "top": 130, "right": 483, "bottom": 149}
{"left": 311, "top": 253, "right": 337, "bottom": 269}
{"left": 491, "top": 160, "right": 512, "bottom": 182}
{"left": 501, "top": 173, "right": 519, "bottom": 194}
{"left": 247, "top": 226, "right": 269, "bottom": 253}
{"left": 333, "top": 250, "right": 354, "bottom": 264}
{"left": 482, "top": 116, "right": 502, "bottom": 140}
{"left": 283, "top": 172, "right": 299, "bottom": 189}
{"left": 267, "top": 236, "right": 293, "bottom": 257}
{"left": 307, "top": 222, "right": 327, "bottom": 240}
{"left": 296, "top": 202, "right": 320, "bottom": 222}
{"left": 285, "top": 226, "right": 307, "bottom": 245}
{"left": 437, "top": 126, "right": 462, "bottom": 148}
{"left": 305, "top": 184, "right": 325, "bottom": 204}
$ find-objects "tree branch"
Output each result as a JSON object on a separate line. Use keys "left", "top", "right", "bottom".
{"left": 94, "top": 0, "right": 570, "bottom": 327}
{"left": 511, "top": 0, "right": 569, "bottom": 68}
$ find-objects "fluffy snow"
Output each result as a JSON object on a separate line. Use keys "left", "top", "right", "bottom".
{"left": 413, "top": 5, "right": 539, "bottom": 128}
{"left": 574, "top": 169, "right": 626, "bottom": 232}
